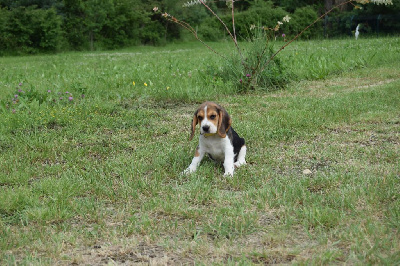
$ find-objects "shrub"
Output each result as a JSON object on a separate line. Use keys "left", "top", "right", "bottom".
{"left": 217, "top": 30, "right": 292, "bottom": 92}
{"left": 140, "top": 20, "right": 167, "bottom": 46}
{"left": 0, "top": 8, "right": 7, "bottom": 52}
{"left": 0, "top": 6, "right": 63, "bottom": 54}
{"left": 230, "top": 1, "right": 288, "bottom": 40}
{"left": 198, "top": 17, "right": 224, "bottom": 41}
{"left": 289, "top": 6, "right": 321, "bottom": 39}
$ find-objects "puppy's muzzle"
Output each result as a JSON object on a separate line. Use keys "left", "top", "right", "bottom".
{"left": 202, "top": 125, "right": 210, "bottom": 133}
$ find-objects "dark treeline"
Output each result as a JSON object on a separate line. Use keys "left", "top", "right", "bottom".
{"left": 0, "top": 0, "right": 399, "bottom": 55}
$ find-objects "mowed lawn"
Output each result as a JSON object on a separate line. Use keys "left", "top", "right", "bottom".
{"left": 0, "top": 38, "right": 399, "bottom": 264}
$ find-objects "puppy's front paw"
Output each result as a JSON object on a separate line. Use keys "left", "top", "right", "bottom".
{"left": 223, "top": 171, "right": 234, "bottom": 177}
{"left": 234, "top": 160, "right": 246, "bottom": 168}
{"left": 182, "top": 166, "right": 195, "bottom": 175}
{"left": 223, "top": 163, "right": 234, "bottom": 177}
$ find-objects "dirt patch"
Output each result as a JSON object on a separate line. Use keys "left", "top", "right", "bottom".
{"left": 247, "top": 252, "right": 296, "bottom": 264}
{"left": 70, "top": 242, "right": 195, "bottom": 265}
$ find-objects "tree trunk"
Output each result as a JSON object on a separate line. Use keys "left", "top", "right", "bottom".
{"left": 89, "top": 31, "right": 94, "bottom": 51}
{"left": 325, "top": 0, "right": 333, "bottom": 12}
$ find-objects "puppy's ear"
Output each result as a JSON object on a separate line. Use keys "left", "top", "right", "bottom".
{"left": 217, "top": 108, "right": 232, "bottom": 138}
{"left": 189, "top": 110, "right": 199, "bottom": 141}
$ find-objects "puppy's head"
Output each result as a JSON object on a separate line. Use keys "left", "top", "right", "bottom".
{"left": 189, "top": 101, "right": 231, "bottom": 140}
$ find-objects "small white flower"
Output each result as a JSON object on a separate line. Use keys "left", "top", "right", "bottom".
{"left": 283, "top": 15, "right": 291, "bottom": 23}
{"left": 250, "top": 24, "right": 256, "bottom": 30}
{"left": 277, "top": 21, "right": 283, "bottom": 25}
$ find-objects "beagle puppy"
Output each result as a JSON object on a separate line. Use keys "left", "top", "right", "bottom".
{"left": 183, "top": 101, "right": 246, "bottom": 176}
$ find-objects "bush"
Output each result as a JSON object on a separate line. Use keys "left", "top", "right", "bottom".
{"left": 226, "top": 1, "right": 288, "bottom": 40}
{"left": 140, "top": 20, "right": 167, "bottom": 46}
{"left": 198, "top": 17, "right": 224, "bottom": 41}
{"left": 0, "top": 8, "right": 7, "bottom": 52}
{"left": 194, "top": 1, "right": 288, "bottom": 42}
{"left": 289, "top": 6, "right": 321, "bottom": 39}
{"left": 217, "top": 30, "right": 292, "bottom": 93}
{"left": 0, "top": 6, "right": 63, "bottom": 54}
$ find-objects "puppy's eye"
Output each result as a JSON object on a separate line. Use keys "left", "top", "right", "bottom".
{"left": 210, "top": 115, "right": 216, "bottom": 120}
{"left": 197, "top": 116, "right": 203, "bottom": 121}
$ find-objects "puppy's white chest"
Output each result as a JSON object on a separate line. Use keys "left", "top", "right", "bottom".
{"left": 200, "top": 136, "right": 229, "bottom": 162}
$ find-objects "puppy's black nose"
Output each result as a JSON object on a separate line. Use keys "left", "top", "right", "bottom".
{"left": 202, "top": 125, "right": 210, "bottom": 132}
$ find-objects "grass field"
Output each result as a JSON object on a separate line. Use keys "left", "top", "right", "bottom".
{"left": 1, "top": 37, "right": 399, "bottom": 265}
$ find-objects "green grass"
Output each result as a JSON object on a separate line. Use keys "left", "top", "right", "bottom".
{"left": 0, "top": 37, "right": 399, "bottom": 264}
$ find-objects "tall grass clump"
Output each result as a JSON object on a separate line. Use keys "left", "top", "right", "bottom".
{"left": 217, "top": 30, "right": 291, "bottom": 92}
{"left": 155, "top": 0, "right": 394, "bottom": 93}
